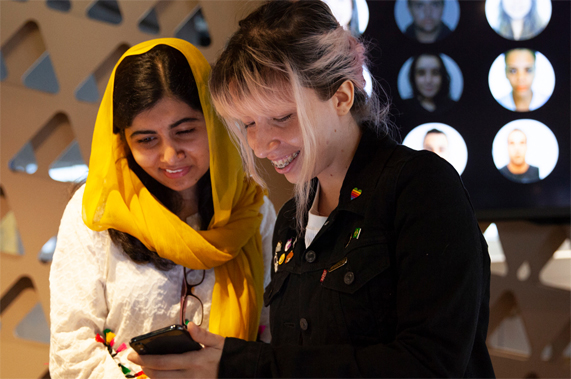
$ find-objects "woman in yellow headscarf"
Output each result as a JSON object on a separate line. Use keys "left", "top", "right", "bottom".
{"left": 49, "top": 38, "right": 275, "bottom": 379}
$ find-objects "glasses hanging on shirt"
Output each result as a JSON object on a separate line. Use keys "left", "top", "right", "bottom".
{"left": 180, "top": 268, "right": 205, "bottom": 327}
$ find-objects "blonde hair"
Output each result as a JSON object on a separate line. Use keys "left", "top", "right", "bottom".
{"left": 210, "top": 0, "right": 390, "bottom": 231}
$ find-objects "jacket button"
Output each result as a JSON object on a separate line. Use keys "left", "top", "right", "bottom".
{"left": 344, "top": 271, "right": 355, "bottom": 285}
{"left": 300, "top": 318, "right": 308, "bottom": 331}
{"left": 305, "top": 250, "right": 316, "bottom": 263}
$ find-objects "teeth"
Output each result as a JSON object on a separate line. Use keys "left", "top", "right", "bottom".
{"left": 272, "top": 151, "right": 299, "bottom": 169}
{"left": 165, "top": 168, "right": 183, "bottom": 174}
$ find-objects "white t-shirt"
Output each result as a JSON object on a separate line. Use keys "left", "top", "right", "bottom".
{"left": 49, "top": 185, "right": 276, "bottom": 378}
{"left": 305, "top": 183, "right": 328, "bottom": 248}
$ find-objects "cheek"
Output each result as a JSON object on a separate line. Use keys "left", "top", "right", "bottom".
{"left": 130, "top": 147, "right": 154, "bottom": 169}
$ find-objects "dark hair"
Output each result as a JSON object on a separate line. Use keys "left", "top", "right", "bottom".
{"left": 109, "top": 44, "right": 213, "bottom": 271}
{"left": 425, "top": 128, "right": 445, "bottom": 136}
{"left": 498, "top": 0, "right": 542, "bottom": 40}
{"left": 408, "top": 53, "right": 451, "bottom": 106}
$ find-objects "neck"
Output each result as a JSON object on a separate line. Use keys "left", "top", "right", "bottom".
{"left": 178, "top": 187, "right": 199, "bottom": 220}
{"left": 512, "top": 90, "right": 532, "bottom": 111}
{"left": 508, "top": 161, "right": 529, "bottom": 175}
{"left": 415, "top": 24, "right": 441, "bottom": 43}
{"left": 418, "top": 96, "right": 436, "bottom": 112}
{"left": 316, "top": 121, "right": 362, "bottom": 217}
{"left": 510, "top": 19, "right": 524, "bottom": 40}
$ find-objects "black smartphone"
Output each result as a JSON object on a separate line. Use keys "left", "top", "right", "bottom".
{"left": 129, "top": 324, "right": 202, "bottom": 355}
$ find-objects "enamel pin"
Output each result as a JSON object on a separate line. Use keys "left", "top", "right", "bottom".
{"left": 285, "top": 238, "right": 293, "bottom": 251}
{"left": 351, "top": 188, "right": 362, "bottom": 200}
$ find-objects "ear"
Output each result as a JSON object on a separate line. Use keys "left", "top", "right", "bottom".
{"left": 332, "top": 80, "right": 355, "bottom": 117}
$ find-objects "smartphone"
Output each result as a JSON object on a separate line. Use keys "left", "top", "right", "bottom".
{"left": 129, "top": 324, "right": 202, "bottom": 355}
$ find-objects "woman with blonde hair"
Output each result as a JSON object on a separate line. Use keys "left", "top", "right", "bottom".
{"left": 130, "top": 2, "right": 495, "bottom": 377}
{"left": 49, "top": 38, "right": 275, "bottom": 378}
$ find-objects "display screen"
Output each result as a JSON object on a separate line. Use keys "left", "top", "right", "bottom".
{"left": 358, "top": 0, "right": 569, "bottom": 221}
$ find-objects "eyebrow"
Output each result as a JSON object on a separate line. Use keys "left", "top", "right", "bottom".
{"left": 129, "top": 117, "right": 200, "bottom": 138}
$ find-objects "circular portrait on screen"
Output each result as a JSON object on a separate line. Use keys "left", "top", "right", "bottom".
{"left": 489, "top": 49, "right": 555, "bottom": 112}
{"left": 492, "top": 119, "right": 558, "bottom": 184}
{"left": 394, "top": 0, "right": 460, "bottom": 44}
{"left": 485, "top": 0, "right": 552, "bottom": 41}
{"left": 322, "top": 0, "right": 370, "bottom": 37}
{"left": 398, "top": 53, "right": 463, "bottom": 114}
{"left": 403, "top": 122, "right": 468, "bottom": 174}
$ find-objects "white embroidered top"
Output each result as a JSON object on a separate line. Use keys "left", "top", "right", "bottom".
{"left": 49, "top": 185, "right": 276, "bottom": 378}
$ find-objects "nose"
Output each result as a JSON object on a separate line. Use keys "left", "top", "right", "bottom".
{"left": 162, "top": 142, "right": 185, "bottom": 164}
{"left": 247, "top": 123, "right": 279, "bottom": 159}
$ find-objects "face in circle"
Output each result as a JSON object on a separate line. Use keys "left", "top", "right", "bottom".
{"left": 125, "top": 97, "right": 210, "bottom": 200}
{"left": 322, "top": 0, "right": 353, "bottom": 30}
{"left": 502, "top": 0, "right": 533, "bottom": 20}
{"left": 423, "top": 132, "right": 449, "bottom": 159}
{"left": 507, "top": 129, "right": 528, "bottom": 166}
{"left": 414, "top": 55, "right": 443, "bottom": 100}
{"left": 409, "top": 0, "right": 444, "bottom": 33}
{"left": 238, "top": 87, "right": 349, "bottom": 184}
{"left": 505, "top": 49, "right": 535, "bottom": 96}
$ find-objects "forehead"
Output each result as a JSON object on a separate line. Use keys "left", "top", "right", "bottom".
{"left": 416, "top": 55, "right": 441, "bottom": 69}
{"left": 506, "top": 50, "right": 535, "bottom": 65}
{"left": 224, "top": 85, "right": 297, "bottom": 120}
{"left": 508, "top": 130, "right": 526, "bottom": 141}
{"left": 425, "top": 133, "right": 447, "bottom": 142}
{"left": 129, "top": 97, "right": 203, "bottom": 128}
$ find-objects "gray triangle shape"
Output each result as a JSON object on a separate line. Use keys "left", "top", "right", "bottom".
{"left": 47, "top": 0, "right": 71, "bottom": 12}
{"left": 0, "top": 51, "right": 7, "bottom": 81}
{"left": 14, "top": 302, "right": 50, "bottom": 343}
{"left": 139, "top": 7, "right": 160, "bottom": 35}
{"left": 87, "top": 0, "right": 122, "bottom": 25}
{"left": 48, "top": 140, "right": 88, "bottom": 182}
{"left": 22, "top": 51, "right": 60, "bottom": 94}
{"left": 75, "top": 74, "right": 100, "bottom": 103}
{"left": 9, "top": 141, "right": 38, "bottom": 174}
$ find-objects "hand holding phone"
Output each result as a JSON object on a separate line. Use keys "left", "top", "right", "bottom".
{"left": 129, "top": 324, "right": 202, "bottom": 355}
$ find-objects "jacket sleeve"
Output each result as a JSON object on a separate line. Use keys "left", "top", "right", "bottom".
{"left": 49, "top": 188, "right": 127, "bottom": 379}
{"left": 219, "top": 153, "right": 490, "bottom": 378}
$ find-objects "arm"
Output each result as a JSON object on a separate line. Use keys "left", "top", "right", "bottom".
{"left": 49, "top": 188, "right": 127, "bottom": 379}
{"left": 219, "top": 153, "right": 490, "bottom": 377}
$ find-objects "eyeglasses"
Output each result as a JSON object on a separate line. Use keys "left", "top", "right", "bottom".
{"left": 180, "top": 268, "right": 205, "bottom": 327}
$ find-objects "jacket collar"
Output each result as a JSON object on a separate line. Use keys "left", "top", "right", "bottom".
{"left": 336, "top": 128, "right": 397, "bottom": 216}
{"left": 281, "top": 127, "right": 397, "bottom": 232}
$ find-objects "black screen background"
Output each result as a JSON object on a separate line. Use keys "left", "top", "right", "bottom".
{"left": 363, "top": 0, "right": 570, "bottom": 221}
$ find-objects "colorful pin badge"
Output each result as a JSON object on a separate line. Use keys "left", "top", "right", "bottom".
{"left": 285, "top": 238, "right": 293, "bottom": 251}
{"left": 274, "top": 254, "right": 279, "bottom": 272}
{"left": 278, "top": 253, "right": 286, "bottom": 265}
{"left": 353, "top": 228, "right": 361, "bottom": 239}
{"left": 351, "top": 188, "right": 362, "bottom": 200}
{"left": 320, "top": 269, "right": 328, "bottom": 283}
{"left": 285, "top": 251, "right": 294, "bottom": 264}
{"left": 275, "top": 241, "right": 282, "bottom": 253}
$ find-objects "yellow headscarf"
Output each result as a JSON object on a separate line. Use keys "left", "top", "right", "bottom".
{"left": 82, "top": 38, "right": 265, "bottom": 341}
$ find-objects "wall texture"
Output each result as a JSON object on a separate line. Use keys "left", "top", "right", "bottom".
{"left": 0, "top": 1, "right": 568, "bottom": 378}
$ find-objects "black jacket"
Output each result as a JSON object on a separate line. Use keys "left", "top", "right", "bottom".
{"left": 220, "top": 130, "right": 495, "bottom": 378}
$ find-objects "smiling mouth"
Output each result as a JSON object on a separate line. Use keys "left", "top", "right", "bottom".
{"left": 271, "top": 151, "right": 299, "bottom": 169}
{"left": 165, "top": 168, "right": 184, "bottom": 174}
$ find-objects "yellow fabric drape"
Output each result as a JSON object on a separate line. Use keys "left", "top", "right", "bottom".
{"left": 82, "top": 38, "right": 264, "bottom": 341}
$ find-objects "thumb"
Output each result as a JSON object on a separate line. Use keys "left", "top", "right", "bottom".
{"left": 187, "top": 322, "right": 225, "bottom": 349}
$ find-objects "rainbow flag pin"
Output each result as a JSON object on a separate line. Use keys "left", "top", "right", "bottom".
{"left": 351, "top": 188, "right": 362, "bottom": 200}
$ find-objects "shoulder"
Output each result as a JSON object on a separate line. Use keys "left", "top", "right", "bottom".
{"left": 389, "top": 148, "right": 468, "bottom": 203}
{"left": 498, "top": 93, "right": 515, "bottom": 109}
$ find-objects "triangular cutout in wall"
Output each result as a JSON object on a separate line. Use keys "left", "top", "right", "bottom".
{"left": 86, "top": 0, "right": 123, "bottom": 25}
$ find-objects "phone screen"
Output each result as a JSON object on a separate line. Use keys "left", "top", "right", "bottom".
{"left": 129, "top": 324, "right": 202, "bottom": 355}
